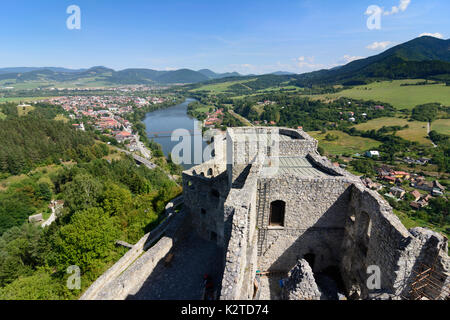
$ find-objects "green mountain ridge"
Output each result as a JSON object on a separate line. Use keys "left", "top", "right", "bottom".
{"left": 0, "top": 66, "right": 242, "bottom": 86}
{"left": 1, "top": 36, "right": 449, "bottom": 88}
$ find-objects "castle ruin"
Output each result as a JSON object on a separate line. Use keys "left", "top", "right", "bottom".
{"left": 182, "top": 127, "right": 450, "bottom": 300}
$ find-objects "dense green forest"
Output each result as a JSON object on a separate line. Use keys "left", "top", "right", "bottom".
{"left": 0, "top": 101, "right": 182, "bottom": 299}
{"left": 0, "top": 103, "right": 99, "bottom": 176}
{"left": 233, "top": 94, "right": 395, "bottom": 131}
{"left": 0, "top": 156, "right": 180, "bottom": 300}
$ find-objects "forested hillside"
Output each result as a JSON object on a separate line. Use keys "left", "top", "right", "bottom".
{"left": 0, "top": 156, "right": 180, "bottom": 300}
{"left": 0, "top": 117, "right": 98, "bottom": 175}
{"left": 0, "top": 100, "right": 182, "bottom": 299}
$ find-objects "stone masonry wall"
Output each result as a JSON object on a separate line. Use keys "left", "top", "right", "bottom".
{"left": 257, "top": 177, "right": 356, "bottom": 273}
{"left": 340, "top": 184, "right": 449, "bottom": 299}
{"left": 220, "top": 164, "right": 260, "bottom": 300}
{"left": 182, "top": 165, "right": 229, "bottom": 247}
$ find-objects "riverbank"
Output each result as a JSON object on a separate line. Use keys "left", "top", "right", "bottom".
{"left": 142, "top": 98, "right": 207, "bottom": 170}
{"left": 126, "top": 96, "right": 186, "bottom": 176}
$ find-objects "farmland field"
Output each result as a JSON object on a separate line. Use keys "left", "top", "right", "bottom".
{"left": 308, "top": 80, "right": 450, "bottom": 110}
{"left": 431, "top": 119, "right": 450, "bottom": 135}
{"left": 190, "top": 79, "right": 255, "bottom": 93}
{"left": 0, "top": 97, "right": 52, "bottom": 103}
{"left": 308, "top": 130, "right": 381, "bottom": 155}
{"left": 353, "top": 117, "right": 431, "bottom": 145}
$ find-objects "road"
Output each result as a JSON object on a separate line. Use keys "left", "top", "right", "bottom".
{"left": 428, "top": 122, "right": 438, "bottom": 148}
{"left": 229, "top": 110, "right": 253, "bottom": 127}
{"left": 114, "top": 146, "right": 178, "bottom": 182}
{"left": 41, "top": 206, "right": 56, "bottom": 228}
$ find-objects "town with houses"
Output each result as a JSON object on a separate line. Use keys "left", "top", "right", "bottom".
{"left": 360, "top": 164, "right": 446, "bottom": 211}
{"left": 44, "top": 94, "right": 169, "bottom": 156}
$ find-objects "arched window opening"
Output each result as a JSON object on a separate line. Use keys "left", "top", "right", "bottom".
{"left": 207, "top": 168, "right": 213, "bottom": 176}
{"left": 269, "top": 200, "right": 286, "bottom": 227}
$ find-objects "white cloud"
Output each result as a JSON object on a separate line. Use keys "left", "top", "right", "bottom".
{"left": 366, "top": 41, "right": 394, "bottom": 50}
{"left": 384, "top": 0, "right": 411, "bottom": 16}
{"left": 419, "top": 32, "right": 444, "bottom": 39}
{"left": 294, "top": 56, "right": 324, "bottom": 69}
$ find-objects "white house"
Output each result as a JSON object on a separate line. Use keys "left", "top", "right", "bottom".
{"left": 365, "top": 150, "right": 380, "bottom": 158}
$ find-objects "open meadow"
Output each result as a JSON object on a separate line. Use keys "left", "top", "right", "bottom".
{"left": 308, "top": 80, "right": 450, "bottom": 110}
{"left": 308, "top": 130, "right": 381, "bottom": 155}
{"left": 353, "top": 117, "right": 432, "bottom": 145}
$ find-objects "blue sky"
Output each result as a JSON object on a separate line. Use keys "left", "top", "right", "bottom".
{"left": 0, "top": 0, "right": 448, "bottom": 74}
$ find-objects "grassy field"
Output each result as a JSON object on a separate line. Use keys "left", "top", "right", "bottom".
{"left": 0, "top": 164, "right": 67, "bottom": 192}
{"left": 54, "top": 114, "right": 69, "bottom": 123}
{"left": 190, "top": 79, "right": 256, "bottom": 93}
{"left": 353, "top": 117, "right": 432, "bottom": 145}
{"left": 0, "top": 112, "right": 5, "bottom": 120}
{"left": 431, "top": 119, "right": 450, "bottom": 135}
{"left": 0, "top": 76, "right": 114, "bottom": 90}
{"left": 0, "top": 97, "right": 52, "bottom": 103}
{"left": 309, "top": 80, "right": 450, "bottom": 110}
{"left": 17, "top": 104, "right": 35, "bottom": 116}
{"left": 308, "top": 130, "right": 381, "bottom": 155}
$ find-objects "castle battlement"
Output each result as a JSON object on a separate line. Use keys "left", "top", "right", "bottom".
{"left": 182, "top": 127, "right": 449, "bottom": 300}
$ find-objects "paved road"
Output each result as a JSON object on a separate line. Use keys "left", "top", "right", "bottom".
{"left": 127, "top": 234, "right": 224, "bottom": 300}
{"left": 114, "top": 147, "right": 157, "bottom": 169}
{"left": 41, "top": 206, "right": 56, "bottom": 228}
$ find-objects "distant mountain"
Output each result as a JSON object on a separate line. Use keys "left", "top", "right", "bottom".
{"left": 0, "top": 67, "right": 87, "bottom": 75}
{"left": 198, "top": 69, "right": 241, "bottom": 79}
{"left": 289, "top": 36, "right": 450, "bottom": 85}
{"left": 155, "top": 69, "right": 209, "bottom": 84}
{"left": 271, "top": 71, "right": 296, "bottom": 76}
{"left": 0, "top": 66, "right": 244, "bottom": 86}
{"left": 2, "top": 36, "right": 448, "bottom": 88}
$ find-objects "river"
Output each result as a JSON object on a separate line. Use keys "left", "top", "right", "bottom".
{"left": 143, "top": 98, "right": 208, "bottom": 169}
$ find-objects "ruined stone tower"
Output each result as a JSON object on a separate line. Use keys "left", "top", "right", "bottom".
{"left": 182, "top": 127, "right": 449, "bottom": 300}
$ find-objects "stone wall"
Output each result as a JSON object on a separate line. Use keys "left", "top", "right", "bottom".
{"left": 220, "top": 164, "right": 260, "bottom": 300}
{"left": 281, "top": 259, "right": 322, "bottom": 300}
{"left": 226, "top": 127, "right": 318, "bottom": 183}
{"left": 80, "top": 196, "right": 186, "bottom": 300}
{"left": 183, "top": 127, "right": 450, "bottom": 300}
{"left": 182, "top": 162, "right": 229, "bottom": 247}
{"left": 340, "top": 184, "right": 450, "bottom": 299}
{"left": 257, "top": 177, "right": 356, "bottom": 273}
